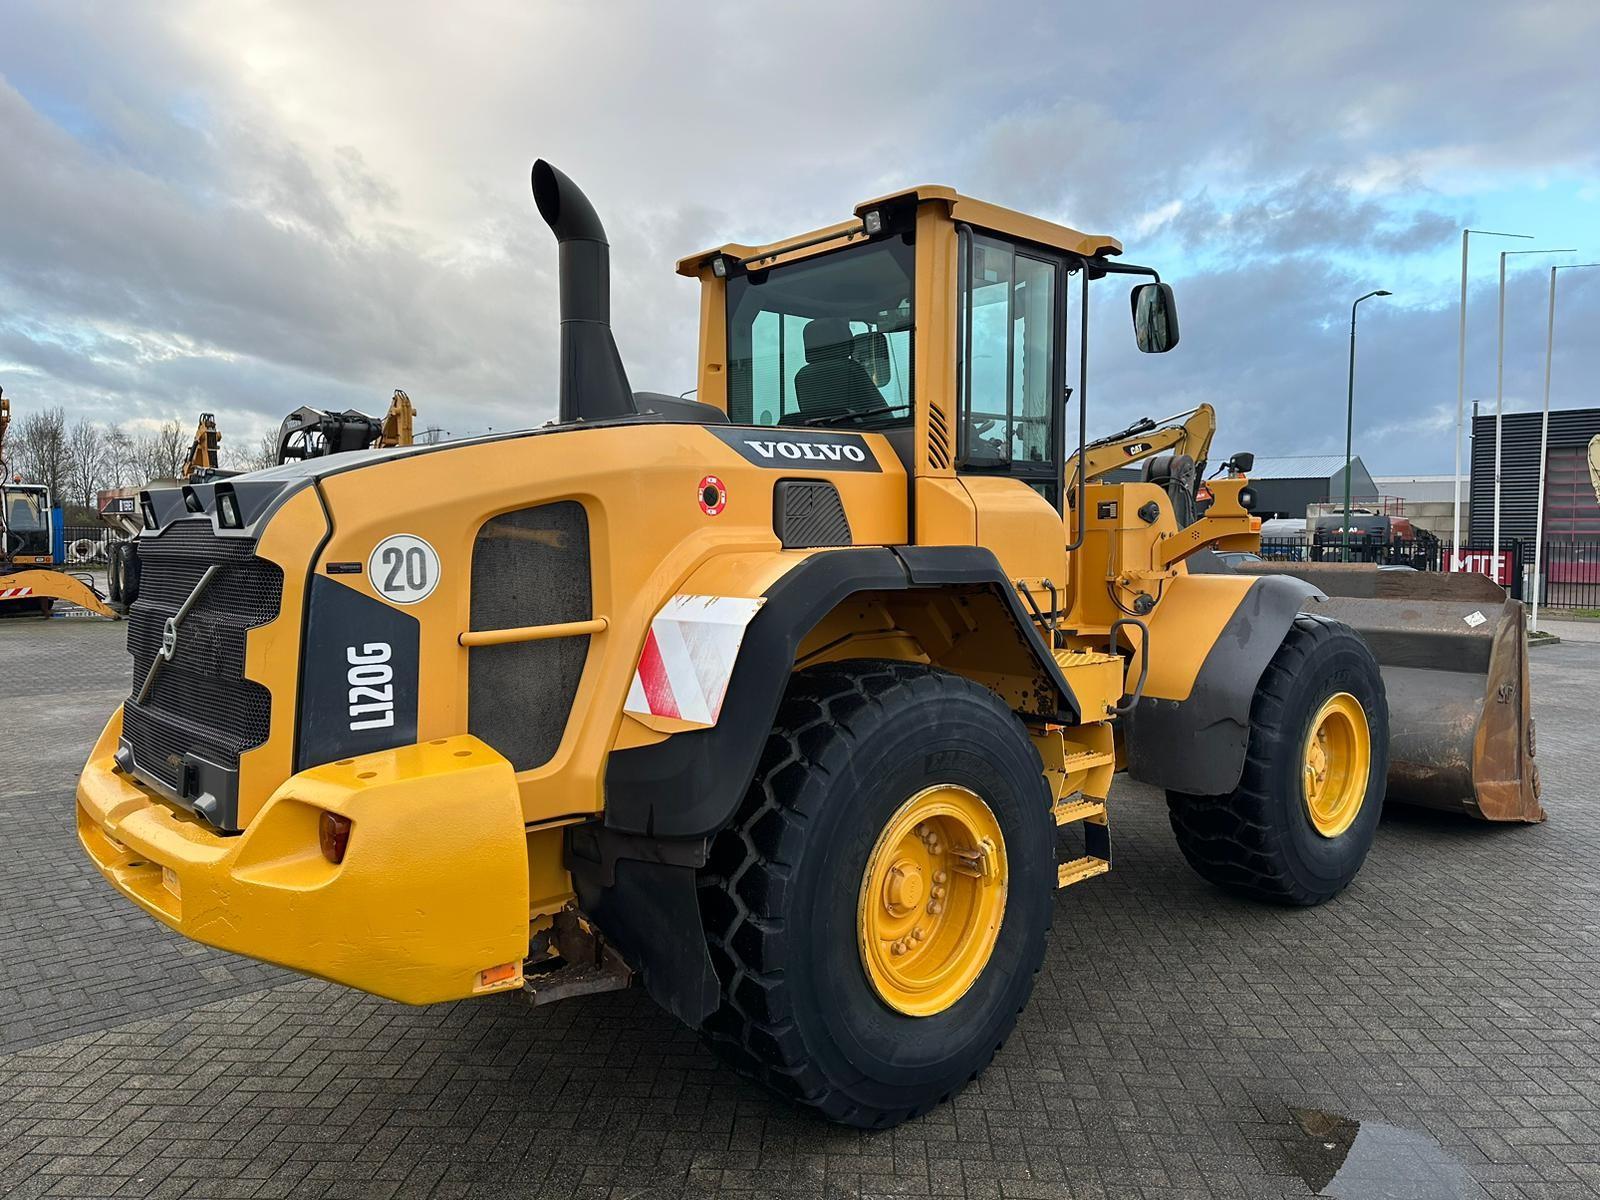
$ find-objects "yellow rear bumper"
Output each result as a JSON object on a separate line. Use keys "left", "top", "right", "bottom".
{"left": 76, "top": 708, "right": 531, "bottom": 1004}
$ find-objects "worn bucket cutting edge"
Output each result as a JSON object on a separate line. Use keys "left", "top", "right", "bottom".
{"left": 1234, "top": 563, "right": 1542, "bottom": 823}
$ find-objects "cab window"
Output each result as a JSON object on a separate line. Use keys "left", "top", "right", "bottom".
{"left": 960, "top": 234, "right": 1060, "bottom": 481}
{"left": 727, "top": 237, "right": 915, "bottom": 430}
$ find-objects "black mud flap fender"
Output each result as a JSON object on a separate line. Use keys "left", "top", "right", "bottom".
{"left": 603, "top": 545, "right": 1077, "bottom": 840}
{"left": 565, "top": 823, "right": 720, "bottom": 1028}
{"left": 1123, "top": 575, "right": 1324, "bottom": 796}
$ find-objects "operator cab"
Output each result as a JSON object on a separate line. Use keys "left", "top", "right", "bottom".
{"left": 1, "top": 483, "right": 52, "bottom": 562}
{"left": 681, "top": 184, "right": 1180, "bottom": 517}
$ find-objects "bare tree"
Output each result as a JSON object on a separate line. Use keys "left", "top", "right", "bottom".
{"left": 64, "top": 417, "right": 109, "bottom": 510}
{"left": 12, "top": 406, "right": 69, "bottom": 498}
{"left": 239, "top": 428, "right": 281, "bottom": 472}
{"left": 104, "top": 425, "right": 138, "bottom": 488}
{"left": 138, "top": 420, "right": 188, "bottom": 481}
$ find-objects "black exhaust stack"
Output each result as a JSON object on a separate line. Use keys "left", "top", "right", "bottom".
{"left": 531, "top": 160, "right": 637, "bottom": 424}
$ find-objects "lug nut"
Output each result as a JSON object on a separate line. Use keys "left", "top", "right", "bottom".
{"left": 933, "top": 871, "right": 947, "bottom": 884}
{"left": 911, "top": 928, "right": 926, "bottom": 942}
{"left": 928, "top": 901, "right": 944, "bottom": 916}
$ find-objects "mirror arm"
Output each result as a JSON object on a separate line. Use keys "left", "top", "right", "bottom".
{"left": 1086, "top": 258, "right": 1162, "bottom": 283}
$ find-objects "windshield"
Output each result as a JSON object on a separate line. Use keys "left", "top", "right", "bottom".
{"left": 726, "top": 237, "right": 914, "bottom": 430}
{"left": 3, "top": 487, "right": 46, "bottom": 532}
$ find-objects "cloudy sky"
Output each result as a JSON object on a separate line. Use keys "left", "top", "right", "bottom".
{"left": 2, "top": 1, "right": 1597, "bottom": 474}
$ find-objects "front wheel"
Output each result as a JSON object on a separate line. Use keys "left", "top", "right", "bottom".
{"left": 698, "top": 660, "right": 1055, "bottom": 1128}
{"left": 1167, "top": 614, "right": 1389, "bottom": 906}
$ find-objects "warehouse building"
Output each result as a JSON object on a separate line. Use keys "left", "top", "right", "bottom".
{"left": 1468, "top": 406, "right": 1600, "bottom": 544}
{"left": 1243, "top": 455, "right": 1377, "bottom": 520}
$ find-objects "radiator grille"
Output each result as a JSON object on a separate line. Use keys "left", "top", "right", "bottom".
{"left": 468, "top": 502, "right": 592, "bottom": 770}
{"left": 122, "top": 520, "right": 282, "bottom": 796}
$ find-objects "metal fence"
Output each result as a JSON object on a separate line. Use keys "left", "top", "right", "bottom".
{"left": 60, "top": 525, "right": 134, "bottom": 567}
{"left": 1255, "top": 536, "right": 1541, "bottom": 604}
{"left": 1535, "top": 539, "right": 1600, "bottom": 612}
{"left": 1254, "top": 535, "right": 1600, "bottom": 610}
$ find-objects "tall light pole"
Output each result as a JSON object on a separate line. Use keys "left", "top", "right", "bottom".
{"left": 1455, "top": 230, "right": 1532, "bottom": 557}
{"left": 1494, "top": 249, "right": 1575, "bottom": 576}
{"left": 1531, "top": 262, "right": 1600, "bottom": 631}
{"left": 1344, "top": 289, "right": 1390, "bottom": 562}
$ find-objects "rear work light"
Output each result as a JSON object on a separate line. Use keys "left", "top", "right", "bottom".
{"left": 319, "top": 812, "right": 352, "bottom": 864}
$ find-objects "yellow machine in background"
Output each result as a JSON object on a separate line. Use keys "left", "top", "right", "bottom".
{"left": 75, "top": 162, "right": 1529, "bottom": 1128}
{"left": 0, "top": 387, "right": 119, "bottom": 619}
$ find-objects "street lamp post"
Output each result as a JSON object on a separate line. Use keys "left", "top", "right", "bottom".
{"left": 1494, "top": 249, "right": 1575, "bottom": 580}
{"left": 1455, "top": 230, "right": 1532, "bottom": 558}
{"left": 1531, "top": 263, "right": 1600, "bottom": 632}
{"left": 1343, "top": 290, "right": 1390, "bottom": 563}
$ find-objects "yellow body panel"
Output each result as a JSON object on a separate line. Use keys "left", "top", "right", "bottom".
{"left": 961, "top": 476, "right": 1067, "bottom": 607}
{"left": 236, "top": 487, "right": 329, "bottom": 825}
{"left": 77, "top": 712, "right": 533, "bottom": 1004}
{"left": 296, "top": 423, "right": 907, "bottom": 826}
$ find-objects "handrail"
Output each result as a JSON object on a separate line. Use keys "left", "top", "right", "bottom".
{"left": 458, "top": 616, "right": 608, "bottom": 648}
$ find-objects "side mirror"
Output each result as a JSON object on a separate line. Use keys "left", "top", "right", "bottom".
{"left": 1227, "top": 451, "right": 1254, "bottom": 474}
{"left": 851, "top": 330, "right": 892, "bottom": 387}
{"left": 1131, "top": 282, "right": 1180, "bottom": 353}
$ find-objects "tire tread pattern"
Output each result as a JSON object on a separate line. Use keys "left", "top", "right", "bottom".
{"left": 1166, "top": 614, "right": 1386, "bottom": 906}
{"left": 697, "top": 659, "right": 1049, "bottom": 1128}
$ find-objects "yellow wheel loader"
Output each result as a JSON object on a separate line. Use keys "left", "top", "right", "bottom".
{"left": 78, "top": 163, "right": 1510, "bottom": 1127}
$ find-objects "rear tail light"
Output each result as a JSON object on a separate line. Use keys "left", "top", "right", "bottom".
{"left": 319, "top": 812, "right": 352, "bottom": 863}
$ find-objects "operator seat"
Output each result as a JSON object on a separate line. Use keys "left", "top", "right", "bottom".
{"left": 794, "top": 318, "right": 883, "bottom": 421}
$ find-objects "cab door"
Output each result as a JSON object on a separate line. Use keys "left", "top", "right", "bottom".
{"left": 955, "top": 232, "right": 1068, "bottom": 606}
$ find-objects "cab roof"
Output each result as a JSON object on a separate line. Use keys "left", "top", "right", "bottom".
{"left": 675, "top": 184, "right": 1123, "bottom": 277}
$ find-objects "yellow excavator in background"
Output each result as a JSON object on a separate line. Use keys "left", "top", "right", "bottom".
{"left": 0, "top": 387, "right": 119, "bottom": 619}
{"left": 183, "top": 413, "right": 225, "bottom": 481}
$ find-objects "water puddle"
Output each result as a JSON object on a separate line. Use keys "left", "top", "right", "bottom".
{"left": 1286, "top": 1107, "right": 1486, "bottom": 1199}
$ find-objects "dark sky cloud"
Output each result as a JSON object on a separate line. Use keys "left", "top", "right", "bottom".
{"left": 1, "top": 0, "right": 1596, "bottom": 470}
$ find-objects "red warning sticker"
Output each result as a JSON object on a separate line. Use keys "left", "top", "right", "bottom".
{"left": 698, "top": 475, "right": 727, "bottom": 516}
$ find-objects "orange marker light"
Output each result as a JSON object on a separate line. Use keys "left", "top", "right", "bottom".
{"left": 478, "top": 961, "right": 519, "bottom": 988}
{"left": 318, "top": 812, "right": 353, "bottom": 864}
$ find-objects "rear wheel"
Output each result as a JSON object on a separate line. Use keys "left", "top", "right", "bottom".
{"left": 1167, "top": 615, "right": 1388, "bottom": 906}
{"left": 698, "top": 660, "right": 1055, "bottom": 1128}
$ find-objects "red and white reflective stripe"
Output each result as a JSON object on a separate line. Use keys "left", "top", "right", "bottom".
{"left": 624, "top": 594, "right": 765, "bottom": 727}
{"left": 0, "top": 586, "right": 35, "bottom": 600}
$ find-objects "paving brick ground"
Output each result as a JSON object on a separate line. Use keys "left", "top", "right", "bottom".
{"left": 1, "top": 616, "right": 1597, "bottom": 1199}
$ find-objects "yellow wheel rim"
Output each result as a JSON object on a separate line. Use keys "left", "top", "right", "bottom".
{"left": 1301, "top": 692, "right": 1372, "bottom": 838}
{"left": 857, "top": 785, "right": 1008, "bottom": 1017}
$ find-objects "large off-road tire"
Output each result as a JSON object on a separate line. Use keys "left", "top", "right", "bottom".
{"left": 698, "top": 660, "right": 1055, "bottom": 1128}
{"left": 1167, "top": 614, "right": 1388, "bottom": 906}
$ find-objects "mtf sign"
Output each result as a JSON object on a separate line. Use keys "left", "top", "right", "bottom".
{"left": 1450, "top": 551, "right": 1512, "bottom": 586}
